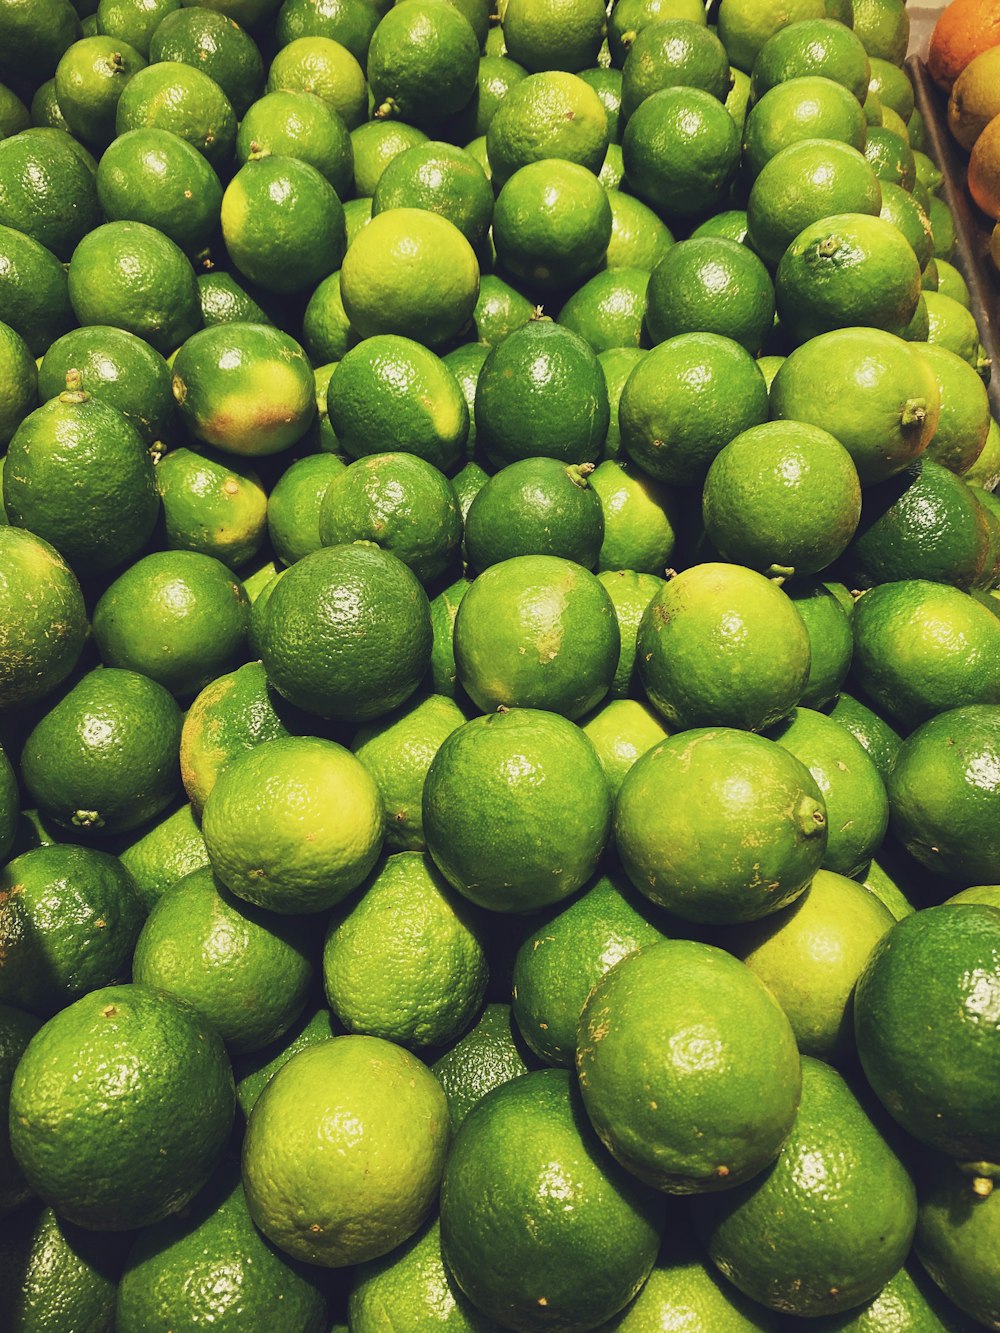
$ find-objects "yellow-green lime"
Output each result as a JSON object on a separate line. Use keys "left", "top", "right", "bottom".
{"left": 501, "top": 0, "right": 607, "bottom": 74}
{"left": 148, "top": 7, "right": 264, "bottom": 117}
{"left": 267, "top": 452, "right": 346, "bottom": 566}
{"left": 645, "top": 235, "right": 775, "bottom": 354}
{"left": 717, "top": 0, "right": 826, "bottom": 74}
{"left": 372, "top": 139, "right": 493, "bottom": 249}
{"left": 114, "top": 60, "right": 235, "bottom": 171}
{"left": 0, "top": 527, "right": 86, "bottom": 710}
{"left": 235, "top": 89, "right": 354, "bottom": 198}
{"left": 622, "top": 84, "right": 740, "bottom": 218}
{"left": 54, "top": 34, "right": 147, "bottom": 149}
{"left": 619, "top": 19, "right": 731, "bottom": 122}
{"left": 118, "top": 800, "right": 210, "bottom": 911}
{"left": 751, "top": 18, "right": 872, "bottom": 103}
{"left": 156, "top": 445, "right": 267, "bottom": 569}
{"left": 917, "top": 340, "right": 991, "bottom": 475}
{"left": 350, "top": 118, "right": 427, "bottom": 195}
{"left": 580, "top": 696, "right": 670, "bottom": 796}
{"left": 604, "top": 190, "right": 674, "bottom": 270}
{"left": 266, "top": 36, "right": 367, "bottom": 129}
{"left": 596, "top": 567, "right": 664, "bottom": 697}
{"left": 787, "top": 577, "right": 854, "bottom": 708}
{"left": 558, "top": 267, "right": 651, "bottom": 353}
{"left": 742, "top": 76, "right": 867, "bottom": 179}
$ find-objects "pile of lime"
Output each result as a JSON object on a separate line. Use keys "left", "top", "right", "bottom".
{"left": 2, "top": 0, "right": 1000, "bottom": 1327}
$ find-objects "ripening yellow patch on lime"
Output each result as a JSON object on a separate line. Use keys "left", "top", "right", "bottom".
{"left": 219, "top": 181, "right": 251, "bottom": 245}
{"left": 206, "top": 365, "right": 314, "bottom": 454}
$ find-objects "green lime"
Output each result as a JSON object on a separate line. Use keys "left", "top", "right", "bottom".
{"left": 645, "top": 235, "right": 775, "bottom": 354}
{"left": 233, "top": 1003, "right": 339, "bottom": 1120}
{"left": 475, "top": 318, "right": 609, "bottom": 468}
{"left": 616, "top": 727, "right": 826, "bottom": 921}
{"left": 768, "top": 705, "right": 889, "bottom": 876}
{"left": 318, "top": 451, "right": 461, "bottom": 583}
{"left": 156, "top": 445, "right": 267, "bottom": 569}
{"left": 619, "top": 19, "right": 731, "bottom": 122}
{"left": 856, "top": 904, "right": 1000, "bottom": 1170}
{"left": 236, "top": 91, "right": 353, "bottom": 197}
{"left": 327, "top": 334, "right": 468, "bottom": 470}
{"left": 267, "top": 452, "right": 345, "bottom": 566}
{"left": 21, "top": 667, "right": 182, "bottom": 835}
{"left": 471, "top": 273, "right": 533, "bottom": 347}
{"left": 432, "top": 1002, "right": 534, "bottom": 1133}
{"left": 917, "top": 340, "right": 991, "bottom": 475}
{"left": 367, "top": 0, "right": 479, "bottom": 129}
{"left": 598, "top": 346, "right": 647, "bottom": 460}
{"left": 825, "top": 689, "right": 901, "bottom": 787}
{"left": 578, "top": 939, "right": 802, "bottom": 1191}
{"left": 148, "top": 7, "right": 264, "bottom": 117}
{"left": 118, "top": 800, "right": 210, "bottom": 912}
{"left": 501, "top": 0, "right": 607, "bottom": 74}
{"left": 0, "top": 528, "right": 87, "bottom": 710}
{"left": 242, "top": 1034, "right": 448, "bottom": 1265}
{"left": 0, "top": 845, "right": 144, "bottom": 1014}
{"left": 596, "top": 567, "right": 664, "bottom": 697}
{"left": 54, "top": 34, "right": 147, "bottom": 148}
{"left": 197, "top": 270, "right": 272, "bottom": 327}
{"left": 622, "top": 84, "right": 740, "bottom": 218}
{"left": 10, "top": 983, "right": 233, "bottom": 1229}
{"left": 742, "top": 76, "right": 867, "bottom": 180}
{"left": 0, "top": 0, "right": 81, "bottom": 85}
{"left": 0, "top": 320, "right": 36, "bottom": 450}
{"left": 717, "top": 0, "right": 826, "bottom": 73}
{"left": 373, "top": 139, "right": 493, "bottom": 249}
{"left": 222, "top": 154, "right": 345, "bottom": 295}
{"left": 694, "top": 1056, "right": 916, "bottom": 1317}
{"left": 486, "top": 69, "right": 609, "bottom": 185}
{"left": 0, "top": 223, "right": 74, "bottom": 356}
{"left": 965, "top": 416, "right": 1000, "bottom": 490}
{"left": 605, "top": 189, "right": 674, "bottom": 269}
{"left": 451, "top": 52, "right": 528, "bottom": 141}
{"left": 68, "top": 219, "right": 201, "bottom": 355}
{"left": 266, "top": 35, "right": 367, "bottom": 128}
{"left": 936, "top": 257, "right": 972, "bottom": 308}
{"left": 842, "top": 457, "right": 991, "bottom": 590}
{"left": 702, "top": 419, "right": 861, "bottom": 577}
{"left": 428, "top": 574, "right": 471, "bottom": 699}
{"left": 4, "top": 389, "right": 159, "bottom": 576}
{"left": 915, "top": 1157, "right": 1000, "bottom": 1330}
{"left": 751, "top": 18, "right": 872, "bottom": 103}
{"left": 580, "top": 696, "right": 670, "bottom": 796}
{"left": 114, "top": 60, "right": 235, "bottom": 171}
{"left": 769, "top": 327, "right": 940, "bottom": 484}
{"left": 171, "top": 322, "right": 316, "bottom": 456}
{"left": 202, "top": 734, "right": 383, "bottom": 913}
{"left": 38, "top": 324, "right": 175, "bottom": 448}
{"left": 0, "top": 127, "right": 100, "bottom": 261}
{"left": 929, "top": 194, "right": 957, "bottom": 260}
{"left": 863, "top": 124, "right": 915, "bottom": 189}
{"left": 115, "top": 1165, "right": 327, "bottom": 1332}
{"left": 340, "top": 207, "right": 479, "bottom": 348}
{"left": 424, "top": 706, "right": 611, "bottom": 912}
{"left": 96, "top": 0, "right": 180, "bottom": 57}
{"left": 747, "top": 138, "right": 883, "bottom": 269}
{"left": 454, "top": 553, "right": 619, "bottom": 718}
{"left": 441, "top": 1067, "right": 662, "bottom": 1328}
{"left": 0, "top": 1005, "right": 42, "bottom": 1217}
{"left": 133, "top": 865, "right": 312, "bottom": 1052}
{"left": 851, "top": 579, "right": 1000, "bottom": 729}
{"left": 350, "top": 117, "right": 427, "bottom": 195}
{"left": 851, "top": 0, "right": 909, "bottom": 64}
{"left": 608, "top": 0, "right": 707, "bottom": 67}
{"left": 787, "top": 578, "right": 854, "bottom": 708}
{"left": 463, "top": 457, "right": 605, "bottom": 570}
{"left": 92, "top": 550, "right": 250, "bottom": 699}
{"left": 492, "top": 157, "right": 611, "bottom": 294}
{"left": 618, "top": 333, "right": 768, "bottom": 485}
{"left": 260, "top": 543, "right": 432, "bottom": 721}
{"left": 590, "top": 459, "right": 678, "bottom": 573}
{"left": 512, "top": 869, "right": 666, "bottom": 1066}
{"left": 887, "top": 704, "right": 1000, "bottom": 885}
{"left": 323, "top": 850, "right": 486, "bottom": 1048}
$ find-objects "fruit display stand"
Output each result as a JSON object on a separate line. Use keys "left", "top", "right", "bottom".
{"left": 908, "top": 53, "right": 1000, "bottom": 414}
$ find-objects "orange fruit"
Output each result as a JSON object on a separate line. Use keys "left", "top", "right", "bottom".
{"left": 928, "top": 0, "right": 1000, "bottom": 93}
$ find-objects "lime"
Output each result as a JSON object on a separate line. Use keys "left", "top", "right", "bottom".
{"left": 619, "top": 19, "right": 731, "bottom": 121}
{"left": 0, "top": 126, "right": 100, "bottom": 260}
{"left": 475, "top": 318, "right": 609, "bottom": 468}
{"left": 171, "top": 322, "right": 316, "bottom": 456}
{"left": 133, "top": 865, "right": 312, "bottom": 1052}
{"left": 372, "top": 139, "right": 492, "bottom": 249}
{"left": 852, "top": 0, "right": 909, "bottom": 64}
{"left": 616, "top": 727, "right": 826, "bottom": 922}
{"left": 323, "top": 850, "right": 486, "bottom": 1048}
{"left": 887, "top": 704, "right": 1000, "bottom": 885}
{"left": 4, "top": 389, "right": 160, "bottom": 576}
{"left": 751, "top": 19, "right": 872, "bottom": 103}
{"left": 54, "top": 34, "right": 147, "bottom": 148}
{"left": 340, "top": 207, "right": 479, "bottom": 348}
{"left": 302, "top": 270, "right": 356, "bottom": 364}
{"left": 350, "top": 117, "right": 427, "bottom": 195}
{"left": 367, "top": 0, "right": 478, "bottom": 128}
{"left": 580, "top": 696, "right": 670, "bottom": 796}
{"left": 463, "top": 457, "right": 605, "bottom": 571}
{"left": 68, "top": 219, "right": 201, "bottom": 355}
{"left": 156, "top": 445, "right": 267, "bottom": 570}
{"left": 501, "top": 0, "right": 607, "bottom": 74}
{"left": 114, "top": 60, "right": 235, "bottom": 171}
{"left": 597, "top": 567, "right": 664, "bottom": 697}
{"left": 608, "top": 0, "right": 707, "bottom": 67}
{"left": 0, "top": 528, "right": 86, "bottom": 710}
{"left": 645, "top": 235, "right": 775, "bottom": 355}
{"left": 453, "top": 554, "right": 619, "bottom": 718}
{"left": 242, "top": 1034, "right": 448, "bottom": 1266}
{"left": 440, "top": 1068, "right": 663, "bottom": 1328}
{"left": 432, "top": 1002, "right": 534, "bottom": 1133}
{"left": 915, "top": 1156, "right": 1000, "bottom": 1331}
{"left": 769, "top": 327, "right": 940, "bottom": 484}
{"left": 0, "top": 225, "right": 74, "bottom": 357}
{"left": 965, "top": 416, "right": 1000, "bottom": 490}
{"left": 266, "top": 453, "right": 345, "bottom": 567}
{"left": 747, "top": 138, "right": 883, "bottom": 269}
{"left": 694, "top": 1056, "right": 916, "bottom": 1317}
{"left": 327, "top": 334, "right": 469, "bottom": 470}
{"left": 0, "top": 845, "right": 145, "bottom": 1014}
{"left": 423, "top": 707, "right": 611, "bottom": 912}
{"left": 622, "top": 84, "right": 740, "bottom": 219}
{"left": 918, "top": 341, "right": 991, "bottom": 475}
{"left": 235, "top": 90, "right": 353, "bottom": 198}
{"left": 260, "top": 544, "right": 432, "bottom": 722}
{"left": 222, "top": 154, "right": 345, "bottom": 296}
{"left": 742, "top": 76, "right": 867, "bottom": 180}
{"left": 863, "top": 124, "right": 915, "bottom": 189}
{"left": 451, "top": 52, "right": 528, "bottom": 141}
{"left": 266, "top": 36, "right": 367, "bottom": 129}
{"left": 471, "top": 274, "right": 533, "bottom": 347}
{"left": 276, "top": 0, "right": 377, "bottom": 60}
{"left": 590, "top": 459, "right": 678, "bottom": 573}
{"left": 0, "top": 1005, "right": 42, "bottom": 1217}
{"left": 851, "top": 579, "right": 1000, "bottom": 729}
{"left": 0, "top": 1204, "right": 129, "bottom": 1328}
{"left": 789, "top": 578, "right": 854, "bottom": 708}
{"left": 702, "top": 419, "right": 861, "bottom": 577}
{"left": 38, "top": 324, "right": 175, "bottom": 449}
{"left": 512, "top": 870, "right": 666, "bottom": 1067}
{"left": 118, "top": 800, "right": 210, "bottom": 912}
{"left": 717, "top": 0, "right": 826, "bottom": 73}
{"left": 605, "top": 190, "right": 674, "bottom": 269}
{"left": 10, "top": 983, "right": 233, "bottom": 1229}
{"left": 0, "top": 0, "right": 81, "bottom": 85}
{"left": 197, "top": 270, "right": 272, "bottom": 327}
{"left": 618, "top": 333, "right": 768, "bottom": 485}
{"left": 577, "top": 939, "right": 802, "bottom": 1191}
{"left": 148, "top": 7, "right": 264, "bottom": 117}
{"left": 318, "top": 451, "right": 461, "bottom": 583}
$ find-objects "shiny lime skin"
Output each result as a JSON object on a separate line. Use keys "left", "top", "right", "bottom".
{"left": 0, "top": 128, "right": 100, "bottom": 260}
{"left": 0, "top": 528, "right": 87, "bottom": 710}
{"left": 0, "top": 223, "right": 75, "bottom": 356}
{"left": 148, "top": 8, "right": 264, "bottom": 117}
